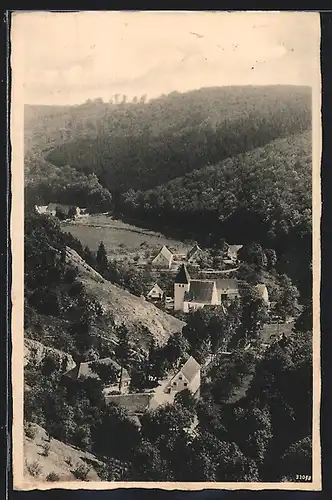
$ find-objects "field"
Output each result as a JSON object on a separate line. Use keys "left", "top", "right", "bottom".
{"left": 61, "top": 214, "right": 193, "bottom": 261}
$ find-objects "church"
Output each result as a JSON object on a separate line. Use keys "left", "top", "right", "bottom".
{"left": 173, "top": 264, "right": 240, "bottom": 313}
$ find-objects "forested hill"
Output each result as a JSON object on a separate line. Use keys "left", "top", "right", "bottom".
{"left": 119, "top": 131, "right": 311, "bottom": 245}
{"left": 42, "top": 85, "right": 311, "bottom": 193}
{"left": 118, "top": 131, "right": 312, "bottom": 300}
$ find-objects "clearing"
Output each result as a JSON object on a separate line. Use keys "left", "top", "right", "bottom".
{"left": 61, "top": 215, "right": 193, "bottom": 262}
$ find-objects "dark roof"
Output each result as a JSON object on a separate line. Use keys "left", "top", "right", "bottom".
{"left": 105, "top": 393, "right": 153, "bottom": 414}
{"left": 215, "top": 279, "right": 239, "bottom": 293}
{"left": 187, "top": 244, "right": 203, "bottom": 260}
{"left": 174, "top": 264, "right": 191, "bottom": 284}
{"left": 185, "top": 280, "right": 215, "bottom": 303}
{"left": 47, "top": 203, "right": 76, "bottom": 212}
{"left": 66, "top": 357, "right": 130, "bottom": 381}
{"left": 179, "top": 356, "right": 200, "bottom": 382}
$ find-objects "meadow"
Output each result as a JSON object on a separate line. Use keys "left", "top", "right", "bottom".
{"left": 61, "top": 214, "right": 193, "bottom": 260}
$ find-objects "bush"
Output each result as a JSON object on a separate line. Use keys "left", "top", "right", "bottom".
{"left": 26, "top": 460, "right": 42, "bottom": 477}
{"left": 24, "top": 422, "right": 36, "bottom": 439}
{"left": 41, "top": 442, "right": 51, "bottom": 457}
{"left": 71, "top": 462, "right": 90, "bottom": 481}
{"left": 46, "top": 471, "right": 60, "bottom": 482}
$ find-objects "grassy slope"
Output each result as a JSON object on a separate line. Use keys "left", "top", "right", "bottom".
{"left": 24, "top": 423, "right": 103, "bottom": 484}
{"left": 65, "top": 247, "right": 185, "bottom": 348}
{"left": 61, "top": 214, "right": 193, "bottom": 256}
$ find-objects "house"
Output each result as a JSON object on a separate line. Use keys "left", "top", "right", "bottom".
{"left": 34, "top": 205, "right": 48, "bottom": 214}
{"left": 47, "top": 203, "right": 81, "bottom": 218}
{"left": 64, "top": 357, "right": 131, "bottom": 394}
{"left": 146, "top": 283, "right": 164, "bottom": 301}
{"left": 164, "top": 356, "right": 201, "bottom": 398}
{"left": 255, "top": 283, "right": 270, "bottom": 309}
{"left": 174, "top": 264, "right": 239, "bottom": 313}
{"left": 226, "top": 245, "right": 243, "bottom": 263}
{"left": 215, "top": 279, "right": 240, "bottom": 302}
{"left": 106, "top": 356, "right": 201, "bottom": 422}
{"left": 151, "top": 245, "right": 174, "bottom": 269}
{"left": 187, "top": 244, "right": 203, "bottom": 264}
{"left": 183, "top": 280, "right": 219, "bottom": 313}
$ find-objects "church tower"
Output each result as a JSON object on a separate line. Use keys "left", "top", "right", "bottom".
{"left": 174, "top": 264, "right": 191, "bottom": 311}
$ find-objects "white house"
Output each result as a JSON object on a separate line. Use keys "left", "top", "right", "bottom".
{"left": 151, "top": 245, "right": 174, "bottom": 269}
{"left": 164, "top": 356, "right": 201, "bottom": 398}
{"left": 174, "top": 264, "right": 239, "bottom": 313}
{"left": 146, "top": 283, "right": 164, "bottom": 301}
{"left": 255, "top": 283, "right": 270, "bottom": 309}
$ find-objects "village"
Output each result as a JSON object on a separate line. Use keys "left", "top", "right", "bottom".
{"left": 32, "top": 202, "right": 279, "bottom": 430}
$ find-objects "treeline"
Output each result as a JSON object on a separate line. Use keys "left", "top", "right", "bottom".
{"left": 24, "top": 158, "right": 113, "bottom": 213}
{"left": 119, "top": 131, "right": 312, "bottom": 300}
{"left": 44, "top": 86, "right": 311, "bottom": 193}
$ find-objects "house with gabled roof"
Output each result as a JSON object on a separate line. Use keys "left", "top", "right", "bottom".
{"left": 164, "top": 356, "right": 201, "bottom": 398}
{"left": 187, "top": 243, "right": 204, "bottom": 264}
{"left": 151, "top": 245, "right": 174, "bottom": 269}
{"left": 183, "top": 280, "right": 219, "bottom": 313}
{"left": 65, "top": 357, "right": 131, "bottom": 394}
{"left": 174, "top": 264, "right": 239, "bottom": 312}
{"left": 226, "top": 245, "right": 243, "bottom": 263}
{"left": 146, "top": 283, "right": 164, "bottom": 301}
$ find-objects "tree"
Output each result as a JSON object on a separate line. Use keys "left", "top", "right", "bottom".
{"left": 131, "top": 440, "right": 173, "bottom": 481}
{"left": 280, "top": 436, "right": 312, "bottom": 481}
{"left": 67, "top": 206, "right": 78, "bottom": 219}
{"left": 274, "top": 274, "right": 300, "bottom": 321}
{"left": 96, "top": 241, "right": 108, "bottom": 273}
{"left": 164, "top": 332, "right": 190, "bottom": 368}
{"left": 93, "top": 402, "right": 141, "bottom": 460}
{"left": 238, "top": 243, "right": 267, "bottom": 270}
{"left": 174, "top": 388, "right": 197, "bottom": 411}
{"left": 293, "top": 303, "right": 312, "bottom": 334}
{"left": 55, "top": 207, "right": 66, "bottom": 221}
{"left": 239, "top": 286, "right": 269, "bottom": 342}
{"left": 264, "top": 248, "right": 277, "bottom": 269}
{"left": 89, "top": 361, "right": 119, "bottom": 386}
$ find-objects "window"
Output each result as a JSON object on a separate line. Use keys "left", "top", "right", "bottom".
{"left": 179, "top": 375, "right": 182, "bottom": 380}
{"left": 173, "top": 381, "right": 177, "bottom": 386}
{"left": 184, "top": 383, "right": 188, "bottom": 387}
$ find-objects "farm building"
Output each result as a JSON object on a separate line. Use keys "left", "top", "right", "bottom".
{"left": 151, "top": 245, "right": 174, "bottom": 269}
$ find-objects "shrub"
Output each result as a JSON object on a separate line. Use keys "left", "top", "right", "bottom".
{"left": 24, "top": 422, "right": 36, "bottom": 439}
{"left": 41, "top": 442, "right": 51, "bottom": 457}
{"left": 46, "top": 471, "right": 60, "bottom": 482}
{"left": 26, "top": 460, "right": 42, "bottom": 477}
{"left": 71, "top": 462, "right": 90, "bottom": 481}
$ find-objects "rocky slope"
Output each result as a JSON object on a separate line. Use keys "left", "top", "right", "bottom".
{"left": 24, "top": 338, "right": 76, "bottom": 371}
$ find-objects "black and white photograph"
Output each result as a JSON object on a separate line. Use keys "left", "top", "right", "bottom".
{"left": 10, "top": 10, "right": 321, "bottom": 490}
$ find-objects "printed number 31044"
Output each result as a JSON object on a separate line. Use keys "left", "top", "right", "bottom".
{"left": 296, "top": 475, "right": 312, "bottom": 481}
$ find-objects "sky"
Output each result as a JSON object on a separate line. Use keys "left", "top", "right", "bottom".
{"left": 12, "top": 10, "right": 320, "bottom": 105}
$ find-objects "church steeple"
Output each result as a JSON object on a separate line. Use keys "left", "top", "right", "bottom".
{"left": 174, "top": 264, "right": 191, "bottom": 284}
{"left": 174, "top": 264, "right": 191, "bottom": 311}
